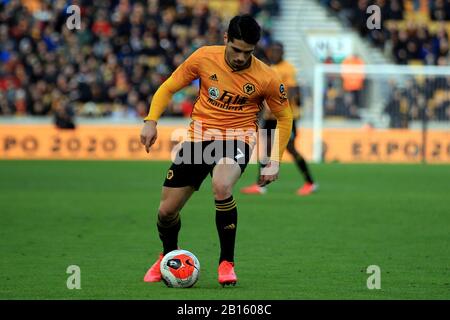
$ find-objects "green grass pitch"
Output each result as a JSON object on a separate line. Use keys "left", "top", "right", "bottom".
{"left": 0, "top": 160, "right": 449, "bottom": 299}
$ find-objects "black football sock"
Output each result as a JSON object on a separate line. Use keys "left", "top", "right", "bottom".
{"left": 157, "top": 213, "right": 181, "bottom": 255}
{"left": 293, "top": 152, "right": 314, "bottom": 184}
{"left": 215, "top": 196, "right": 238, "bottom": 263}
{"left": 256, "top": 162, "right": 265, "bottom": 183}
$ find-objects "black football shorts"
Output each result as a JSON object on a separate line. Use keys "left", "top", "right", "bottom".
{"left": 163, "top": 140, "right": 252, "bottom": 191}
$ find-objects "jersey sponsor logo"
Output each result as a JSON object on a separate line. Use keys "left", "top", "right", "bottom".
{"left": 208, "top": 87, "right": 220, "bottom": 100}
{"left": 207, "top": 98, "right": 244, "bottom": 111}
{"left": 243, "top": 83, "right": 255, "bottom": 95}
{"left": 209, "top": 74, "right": 218, "bottom": 81}
{"left": 206, "top": 89, "right": 248, "bottom": 111}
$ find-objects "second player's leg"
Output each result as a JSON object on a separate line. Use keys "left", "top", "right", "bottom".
{"left": 240, "top": 123, "right": 273, "bottom": 194}
{"left": 286, "top": 138, "right": 315, "bottom": 185}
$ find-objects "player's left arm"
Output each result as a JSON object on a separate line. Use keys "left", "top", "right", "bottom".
{"left": 258, "top": 78, "right": 293, "bottom": 186}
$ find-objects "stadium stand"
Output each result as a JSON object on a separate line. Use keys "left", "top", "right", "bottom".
{"left": 0, "top": 0, "right": 280, "bottom": 118}
{"left": 319, "top": 0, "right": 450, "bottom": 123}
{"left": 323, "top": 0, "right": 450, "bottom": 65}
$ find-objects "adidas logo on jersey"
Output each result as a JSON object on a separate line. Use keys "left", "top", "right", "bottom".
{"left": 209, "top": 74, "right": 218, "bottom": 81}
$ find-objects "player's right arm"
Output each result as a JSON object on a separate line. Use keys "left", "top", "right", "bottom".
{"left": 140, "top": 77, "right": 184, "bottom": 153}
{"left": 140, "top": 48, "right": 203, "bottom": 153}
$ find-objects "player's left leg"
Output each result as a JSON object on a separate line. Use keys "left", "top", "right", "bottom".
{"left": 212, "top": 140, "right": 251, "bottom": 286}
{"left": 212, "top": 157, "right": 241, "bottom": 286}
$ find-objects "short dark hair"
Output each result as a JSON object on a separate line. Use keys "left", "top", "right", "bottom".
{"left": 227, "top": 15, "right": 261, "bottom": 45}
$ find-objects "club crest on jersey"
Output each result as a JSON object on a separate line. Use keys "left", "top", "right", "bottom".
{"left": 208, "top": 87, "right": 220, "bottom": 100}
{"left": 243, "top": 83, "right": 255, "bottom": 95}
{"left": 279, "top": 83, "right": 287, "bottom": 102}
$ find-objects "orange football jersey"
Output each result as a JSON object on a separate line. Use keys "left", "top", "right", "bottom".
{"left": 264, "top": 60, "right": 301, "bottom": 120}
{"left": 271, "top": 60, "right": 298, "bottom": 88}
{"left": 169, "top": 46, "right": 290, "bottom": 142}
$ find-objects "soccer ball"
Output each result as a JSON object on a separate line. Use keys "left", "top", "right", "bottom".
{"left": 160, "top": 249, "right": 200, "bottom": 288}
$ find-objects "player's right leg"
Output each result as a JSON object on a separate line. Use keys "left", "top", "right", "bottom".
{"left": 144, "top": 141, "right": 211, "bottom": 283}
{"left": 157, "top": 186, "right": 195, "bottom": 255}
{"left": 144, "top": 186, "right": 195, "bottom": 282}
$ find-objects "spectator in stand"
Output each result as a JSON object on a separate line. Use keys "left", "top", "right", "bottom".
{"left": 54, "top": 96, "right": 76, "bottom": 129}
{"left": 384, "top": 88, "right": 410, "bottom": 128}
{"left": 387, "top": 0, "right": 404, "bottom": 20}
{"left": 430, "top": 0, "right": 450, "bottom": 21}
{"left": 341, "top": 53, "right": 365, "bottom": 109}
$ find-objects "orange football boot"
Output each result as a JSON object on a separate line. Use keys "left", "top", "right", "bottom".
{"left": 143, "top": 253, "right": 164, "bottom": 282}
{"left": 240, "top": 184, "right": 267, "bottom": 195}
{"left": 218, "top": 261, "right": 237, "bottom": 286}
{"left": 297, "top": 182, "right": 318, "bottom": 196}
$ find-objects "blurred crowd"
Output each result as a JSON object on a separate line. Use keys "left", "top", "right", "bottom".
{"left": 323, "top": 0, "right": 450, "bottom": 65}
{"left": 320, "top": 0, "right": 450, "bottom": 124}
{"left": 0, "top": 0, "right": 279, "bottom": 120}
{"left": 384, "top": 76, "right": 450, "bottom": 127}
{"left": 2, "top": 0, "right": 448, "bottom": 126}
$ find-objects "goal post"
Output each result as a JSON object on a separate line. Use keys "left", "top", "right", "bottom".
{"left": 311, "top": 63, "right": 450, "bottom": 163}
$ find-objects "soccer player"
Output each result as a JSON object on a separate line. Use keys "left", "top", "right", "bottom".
{"left": 240, "top": 41, "right": 317, "bottom": 196}
{"left": 140, "top": 15, "right": 293, "bottom": 286}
